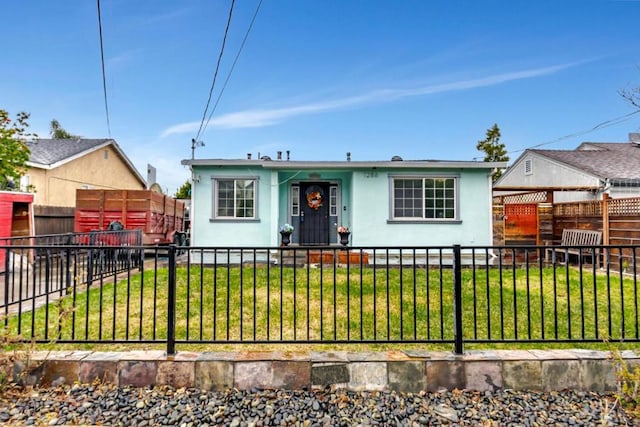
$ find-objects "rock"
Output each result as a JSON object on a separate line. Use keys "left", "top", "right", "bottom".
{"left": 0, "top": 383, "right": 635, "bottom": 426}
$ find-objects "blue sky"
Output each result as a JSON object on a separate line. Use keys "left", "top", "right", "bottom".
{"left": 2, "top": 0, "right": 640, "bottom": 195}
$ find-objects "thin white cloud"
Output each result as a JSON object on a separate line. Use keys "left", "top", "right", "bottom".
{"left": 160, "top": 62, "right": 579, "bottom": 138}
{"left": 145, "top": 8, "right": 191, "bottom": 25}
{"left": 107, "top": 49, "right": 141, "bottom": 71}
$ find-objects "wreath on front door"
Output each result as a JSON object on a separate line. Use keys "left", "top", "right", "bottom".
{"left": 306, "top": 189, "right": 323, "bottom": 210}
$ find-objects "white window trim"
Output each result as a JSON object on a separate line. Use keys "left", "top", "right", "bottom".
{"left": 290, "top": 185, "right": 300, "bottom": 216}
{"left": 329, "top": 185, "right": 339, "bottom": 216}
{"left": 211, "top": 176, "right": 260, "bottom": 221}
{"left": 388, "top": 174, "right": 460, "bottom": 222}
{"left": 19, "top": 175, "right": 30, "bottom": 192}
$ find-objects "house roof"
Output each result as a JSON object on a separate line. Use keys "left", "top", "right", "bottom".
{"left": 530, "top": 142, "right": 640, "bottom": 181}
{"left": 26, "top": 138, "right": 146, "bottom": 186}
{"left": 27, "top": 138, "right": 107, "bottom": 166}
{"left": 182, "top": 158, "right": 507, "bottom": 170}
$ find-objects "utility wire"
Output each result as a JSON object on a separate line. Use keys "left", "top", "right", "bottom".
{"left": 506, "top": 109, "right": 640, "bottom": 156}
{"left": 202, "top": 0, "right": 263, "bottom": 135}
{"left": 194, "top": 0, "right": 236, "bottom": 143}
{"left": 96, "top": 0, "right": 112, "bottom": 137}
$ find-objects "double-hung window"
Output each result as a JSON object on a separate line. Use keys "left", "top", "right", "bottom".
{"left": 391, "top": 176, "right": 457, "bottom": 220}
{"left": 213, "top": 178, "right": 257, "bottom": 220}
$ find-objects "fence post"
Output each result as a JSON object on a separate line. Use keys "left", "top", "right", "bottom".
{"left": 602, "top": 193, "right": 610, "bottom": 268}
{"left": 602, "top": 193, "right": 610, "bottom": 245}
{"left": 65, "top": 247, "right": 72, "bottom": 295}
{"left": 453, "top": 244, "right": 464, "bottom": 355}
{"left": 3, "top": 249, "right": 9, "bottom": 325}
{"left": 166, "top": 244, "right": 177, "bottom": 355}
{"left": 86, "top": 247, "right": 94, "bottom": 285}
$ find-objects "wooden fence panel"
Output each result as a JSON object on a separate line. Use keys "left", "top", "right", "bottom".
{"left": 493, "top": 195, "right": 640, "bottom": 270}
{"left": 552, "top": 200, "right": 602, "bottom": 241}
{"left": 537, "top": 203, "right": 554, "bottom": 244}
{"left": 550, "top": 197, "right": 640, "bottom": 271}
{"left": 606, "top": 197, "right": 640, "bottom": 270}
{"left": 492, "top": 191, "right": 552, "bottom": 246}
{"left": 609, "top": 217, "right": 640, "bottom": 245}
{"left": 34, "top": 205, "right": 75, "bottom": 236}
{"left": 504, "top": 204, "right": 538, "bottom": 245}
{"left": 492, "top": 204, "right": 504, "bottom": 246}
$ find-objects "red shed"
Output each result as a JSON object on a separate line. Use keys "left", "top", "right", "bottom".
{"left": 0, "top": 191, "right": 35, "bottom": 271}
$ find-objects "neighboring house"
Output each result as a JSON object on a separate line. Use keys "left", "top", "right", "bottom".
{"left": 23, "top": 139, "right": 146, "bottom": 207}
{"left": 182, "top": 154, "right": 506, "bottom": 247}
{"left": 494, "top": 134, "right": 640, "bottom": 202}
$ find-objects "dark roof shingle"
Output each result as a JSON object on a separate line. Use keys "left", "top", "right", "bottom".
{"left": 26, "top": 139, "right": 112, "bottom": 166}
{"left": 532, "top": 142, "right": 640, "bottom": 180}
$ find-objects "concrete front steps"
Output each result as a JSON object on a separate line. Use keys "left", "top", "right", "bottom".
{"left": 275, "top": 249, "right": 369, "bottom": 266}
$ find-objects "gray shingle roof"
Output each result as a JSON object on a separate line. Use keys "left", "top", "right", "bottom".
{"left": 532, "top": 142, "right": 640, "bottom": 181}
{"left": 26, "top": 138, "right": 112, "bottom": 166}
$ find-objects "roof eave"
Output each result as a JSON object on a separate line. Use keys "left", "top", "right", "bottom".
{"left": 28, "top": 140, "right": 114, "bottom": 170}
{"left": 109, "top": 140, "right": 147, "bottom": 187}
{"left": 182, "top": 159, "right": 507, "bottom": 170}
{"left": 27, "top": 139, "right": 146, "bottom": 187}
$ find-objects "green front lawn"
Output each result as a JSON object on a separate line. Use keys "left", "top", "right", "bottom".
{"left": 3, "top": 265, "right": 640, "bottom": 352}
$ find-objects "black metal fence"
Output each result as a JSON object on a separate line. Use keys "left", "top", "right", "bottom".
{"left": 0, "top": 229, "right": 142, "bottom": 249}
{"left": 1, "top": 230, "right": 142, "bottom": 316}
{"left": 1, "top": 242, "right": 639, "bottom": 354}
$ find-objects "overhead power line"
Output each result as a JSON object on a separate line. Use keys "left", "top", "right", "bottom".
{"left": 194, "top": 0, "right": 236, "bottom": 143}
{"left": 96, "top": 0, "right": 112, "bottom": 137}
{"left": 202, "top": 0, "right": 263, "bottom": 135}
{"left": 504, "top": 109, "right": 640, "bottom": 158}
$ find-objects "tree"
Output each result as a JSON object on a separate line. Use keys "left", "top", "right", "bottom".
{"left": 50, "top": 119, "right": 79, "bottom": 139}
{"left": 0, "top": 110, "right": 34, "bottom": 190}
{"left": 174, "top": 180, "right": 191, "bottom": 199}
{"left": 620, "top": 85, "right": 640, "bottom": 110}
{"left": 476, "top": 123, "right": 509, "bottom": 182}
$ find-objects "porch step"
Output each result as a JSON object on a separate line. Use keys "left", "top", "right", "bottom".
{"left": 275, "top": 249, "right": 335, "bottom": 266}
{"left": 273, "top": 249, "right": 310, "bottom": 267}
{"left": 307, "top": 250, "right": 335, "bottom": 264}
{"left": 273, "top": 249, "right": 369, "bottom": 266}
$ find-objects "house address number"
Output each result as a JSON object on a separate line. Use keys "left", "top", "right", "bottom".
{"left": 365, "top": 172, "right": 378, "bottom": 178}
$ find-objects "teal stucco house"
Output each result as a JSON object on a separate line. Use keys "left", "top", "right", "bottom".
{"left": 181, "top": 154, "right": 505, "bottom": 248}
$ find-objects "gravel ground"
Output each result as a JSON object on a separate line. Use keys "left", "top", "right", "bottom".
{"left": 0, "top": 383, "right": 637, "bottom": 426}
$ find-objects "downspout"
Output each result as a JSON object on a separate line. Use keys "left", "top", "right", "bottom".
{"left": 602, "top": 178, "right": 612, "bottom": 196}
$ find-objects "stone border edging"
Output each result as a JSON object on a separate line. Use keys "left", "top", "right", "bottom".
{"left": 13, "top": 349, "right": 638, "bottom": 393}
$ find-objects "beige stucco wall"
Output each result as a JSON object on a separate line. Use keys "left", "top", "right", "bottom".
{"left": 28, "top": 145, "right": 144, "bottom": 207}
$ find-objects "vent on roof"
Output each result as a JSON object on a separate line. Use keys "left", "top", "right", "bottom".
{"left": 524, "top": 158, "right": 533, "bottom": 175}
{"left": 261, "top": 155, "right": 272, "bottom": 161}
{"left": 391, "top": 155, "right": 403, "bottom": 161}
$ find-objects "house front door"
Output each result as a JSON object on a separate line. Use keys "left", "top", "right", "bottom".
{"left": 299, "top": 182, "right": 330, "bottom": 245}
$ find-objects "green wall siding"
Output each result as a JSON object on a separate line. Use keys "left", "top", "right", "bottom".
{"left": 190, "top": 166, "right": 273, "bottom": 246}
{"left": 350, "top": 168, "right": 492, "bottom": 246}
{"left": 190, "top": 165, "right": 493, "bottom": 247}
